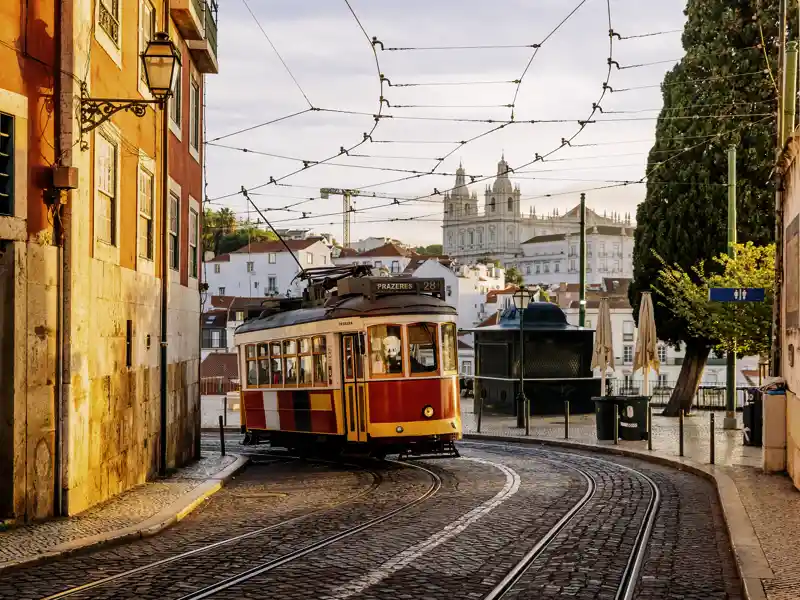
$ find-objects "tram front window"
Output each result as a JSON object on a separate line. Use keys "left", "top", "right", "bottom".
{"left": 408, "top": 323, "right": 438, "bottom": 374}
{"left": 369, "top": 325, "right": 404, "bottom": 376}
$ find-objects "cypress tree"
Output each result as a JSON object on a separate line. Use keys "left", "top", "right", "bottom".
{"left": 628, "top": 1, "right": 794, "bottom": 415}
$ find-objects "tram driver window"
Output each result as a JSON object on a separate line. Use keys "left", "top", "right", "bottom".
{"left": 441, "top": 323, "right": 458, "bottom": 372}
{"left": 368, "top": 325, "right": 404, "bottom": 376}
{"left": 407, "top": 323, "right": 438, "bottom": 374}
{"left": 246, "top": 345, "right": 258, "bottom": 386}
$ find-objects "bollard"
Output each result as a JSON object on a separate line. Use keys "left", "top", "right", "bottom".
{"left": 614, "top": 407, "right": 619, "bottom": 445}
{"left": 564, "top": 400, "right": 570, "bottom": 439}
{"left": 647, "top": 403, "right": 653, "bottom": 451}
{"left": 477, "top": 391, "right": 484, "bottom": 434}
{"left": 219, "top": 415, "right": 226, "bottom": 457}
{"left": 679, "top": 409, "right": 685, "bottom": 457}
{"left": 710, "top": 412, "right": 715, "bottom": 465}
{"left": 223, "top": 394, "right": 228, "bottom": 428}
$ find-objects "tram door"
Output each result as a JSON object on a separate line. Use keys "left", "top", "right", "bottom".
{"left": 342, "top": 334, "right": 367, "bottom": 443}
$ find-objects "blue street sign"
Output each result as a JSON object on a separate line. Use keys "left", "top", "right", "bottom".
{"left": 708, "top": 287, "right": 766, "bottom": 302}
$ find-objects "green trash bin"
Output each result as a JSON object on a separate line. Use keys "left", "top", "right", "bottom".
{"left": 617, "top": 396, "right": 649, "bottom": 441}
{"left": 593, "top": 396, "right": 619, "bottom": 441}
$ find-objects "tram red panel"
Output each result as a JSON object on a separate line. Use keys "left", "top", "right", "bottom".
{"left": 243, "top": 391, "right": 267, "bottom": 429}
{"left": 278, "top": 409, "right": 296, "bottom": 431}
{"left": 368, "top": 378, "right": 457, "bottom": 423}
{"left": 310, "top": 410, "right": 338, "bottom": 433}
{"left": 277, "top": 391, "right": 295, "bottom": 411}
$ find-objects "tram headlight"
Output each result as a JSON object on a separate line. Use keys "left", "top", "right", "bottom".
{"left": 422, "top": 405, "right": 434, "bottom": 419}
{"left": 396, "top": 426, "right": 404, "bottom": 433}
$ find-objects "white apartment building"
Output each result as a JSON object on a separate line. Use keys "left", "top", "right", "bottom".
{"left": 519, "top": 225, "right": 634, "bottom": 286}
{"left": 406, "top": 259, "right": 506, "bottom": 333}
{"left": 205, "top": 239, "right": 332, "bottom": 298}
{"left": 353, "top": 237, "right": 405, "bottom": 253}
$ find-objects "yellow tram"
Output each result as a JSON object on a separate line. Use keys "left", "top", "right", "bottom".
{"left": 233, "top": 274, "right": 462, "bottom": 458}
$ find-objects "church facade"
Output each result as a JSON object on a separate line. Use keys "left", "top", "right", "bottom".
{"left": 442, "top": 156, "right": 635, "bottom": 284}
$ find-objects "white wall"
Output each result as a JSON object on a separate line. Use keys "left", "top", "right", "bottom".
{"left": 205, "top": 241, "right": 331, "bottom": 298}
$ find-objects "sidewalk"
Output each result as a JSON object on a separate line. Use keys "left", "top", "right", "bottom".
{"left": 460, "top": 398, "right": 799, "bottom": 600}
{"left": 0, "top": 452, "right": 247, "bottom": 572}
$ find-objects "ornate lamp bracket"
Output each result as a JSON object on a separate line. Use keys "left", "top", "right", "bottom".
{"left": 79, "top": 83, "right": 163, "bottom": 146}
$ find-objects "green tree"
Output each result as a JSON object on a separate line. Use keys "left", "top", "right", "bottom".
{"left": 415, "top": 244, "right": 444, "bottom": 256}
{"left": 203, "top": 207, "right": 238, "bottom": 255}
{"left": 629, "top": 0, "right": 793, "bottom": 415}
{"left": 654, "top": 243, "right": 774, "bottom": 359}
{"left": 506, "top": 266, "right": 524, "bottom": 286}
{"left": 217, "top": 223, "right": 277, "bottom": 255}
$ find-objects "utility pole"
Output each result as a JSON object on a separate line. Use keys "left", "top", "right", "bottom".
{"left": 320, "top": 188, "right": 360, "bottom": 248}
{"left": 579, "top": 192, "right": 586, "bottom": 327}
{"left": 724, "top": 146, "right": 738, "bottom": 431}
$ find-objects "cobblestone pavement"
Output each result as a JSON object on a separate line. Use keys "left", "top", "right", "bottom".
{"left": 0, "top": 435, "right": 742, "bottom": 600}
{"left": 0, "top": 452, "right": 236, "bottom": 565}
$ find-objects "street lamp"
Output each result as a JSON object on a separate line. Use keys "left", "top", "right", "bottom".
{"left": 79, "top": 32, "right": 180, "bottom": 138}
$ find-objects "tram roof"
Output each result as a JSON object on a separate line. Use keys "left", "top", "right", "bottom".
{"left": 235, "top": 292, "right": 456, "bottom": 335}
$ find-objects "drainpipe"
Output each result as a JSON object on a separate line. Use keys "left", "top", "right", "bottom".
{"left": 53, "top": 0, "right": 64, "bottom": 517}
{"left": 159, "top": 0, "right": 172, "bottom": 477}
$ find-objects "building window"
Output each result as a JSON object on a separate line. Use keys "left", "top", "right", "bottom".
{"left": 254, "top": 281, "right": 259, "bottom": 290}
{"left": 211, "top": 330, "right": 221, "bottom": 348}
{"left": 169, "top": 192, "right": 179, "bottom": 270}
{"left": 525, "top": 265, "right": 531, "bottom": 275}
{"left": 468, "top": 230, "right": 474, "bottom": 245}
{"left": 586, "top": 319, "right": 592, "bottom": 328}
{"left": 658, "top": 345, "right": 667, "bottom": 363}
{"left": 268, "top": 276, "right": 277, "bottom": 292}
{"left": 213, "top": 263, "right": 220, "bottom": 273}
{"left": 535, "top": 264, "right": 541, "bottom": 274}
{"left": 490, "top": 198, "right": 496, "bottom": 212}
{"left": 138, "top": 167, "right": 154, "bottom": 259}
{"left": 0, "top": 113, "right": 14, "bottom": 216}
{"left": 98, "top": 0, "right": 120, "bottom": 45}
{"left": 587, "top": 243, "right": 593, "bottom": 258}
{"left": 507, "top": 197, "right": 513, "bottom": 211}
{"left": 235, "top": 311, "right": 245, "bottom": 321}
{"left": 599, "top": 242, "right": 606, "bottom": 257}
{"left": 569, "top": 259, "right": 576, "bottom": 272}
{"left": 544, "top": 263, "right": 550, "bottom": 273}
{"left": 658, "top": 373, "right": 669, "bottom": 388}
{"left": 613, "top": 242, "right": 621, "bottom": 257}
{"left": 569, "top": 244, "right": 577, "bottom": 257}
{"left": 489, "top": 228, "right": 495, "bottom": 243}
{"left": 391, "top": 260, "right": 400, "bottom": 274}
{"left": 375, "top": 260, "right": 382, "bottom": 268}
{"left": 623, "top": 320, "right": 634, "bottom": 341}
{"left": 246, "top": 261, "right": 254, "bottom": 272}
{"left": 477, "top": 229, "right": 483, "bottom": 244}
{"left": 189, "top": 76, "right": 200, "bottom": 150}
{"left": 96, "top": 132, "right": 118, "bottom": 245}
{"left": 268, "top": 252, "right": 276, "bottom": 264}
{"left": 169, "top": 62, "right": 182, "bottom": 127}
{"left": 462, "top": 360, "right": 472, "bottom": 376}
{"left": 218, "top": 286, "right": 225, "bottom": 295}
{"left": 614, "top": 260, "right": 621, "bottom": 272}
{"left": 600, "top": 259, "right": 608, "bottom": 272}
{"left": 554, "top": 263, "right": 560, "bottom": 273}
{"left": 306, "top": 252, "right": 313, "bottom": 265}
{"left": 139, "top": 1, "right": 155, "bottom": 83}
{"left": 189, "top": 208, "right": 198, "bottom": 278}
{"left": 623, "top": 345, "right": 633, "bottom": 364}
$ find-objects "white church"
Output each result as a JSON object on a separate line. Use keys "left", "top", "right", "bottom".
{"left": 442, "top": 155, "right": 635, "bottom": 286}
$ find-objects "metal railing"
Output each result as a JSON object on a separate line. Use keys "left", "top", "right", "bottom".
{"left": 205, "top": 2, "right": 218, "bottom": 56}
{"left": 200, "top": 376, "right": 240, "bottom": 395}
{"left": 607, "top": 378, "right": 749, "bottom": 410}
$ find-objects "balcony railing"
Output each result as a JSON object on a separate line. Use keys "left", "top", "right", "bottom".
{"left": 174, "top": 0, "right": 218, "bottom": 74}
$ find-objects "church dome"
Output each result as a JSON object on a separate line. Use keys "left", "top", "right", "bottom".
{"left": 492, "top": 154, "right": 514, "bottom": 195}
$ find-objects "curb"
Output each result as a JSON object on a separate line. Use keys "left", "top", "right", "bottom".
{"left": 0, "top": 454, "right": 249, "bottom": 574}
{"left": 463, "top": 433, "right": 772, "bottom": 600}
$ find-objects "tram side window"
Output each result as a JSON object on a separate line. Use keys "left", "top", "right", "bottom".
{"left": 369, "top": 325, "right": 404, "bottom": 376}
{"left": 245, "top": 344, "right": 258, "bottom": 386}
{"left": 269, "top": 341, "right": 282, "bottom": 385}
{"left": 283, "top": 339, "right": 298, "bottom": 386}
{"left": 257, "top": 343, "right": 269, "bottom": 385}
{"left": 313, "top": 336, "right": 327, "bottom": 385}
{"left": 441, "top": 323, "right": 458, "bottom": 373}
{"left": 408, "top": 323, "right": 438, "bottom": 374}
{"left": 299, "top": 337, "right": 313, "bottom": 386}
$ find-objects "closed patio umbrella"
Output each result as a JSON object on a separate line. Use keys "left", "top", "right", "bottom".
{"left": 591, "top": 297, "right": 614, "bottom": 396}
{"left": 634, "top": 291, "right": 660, "bottom": 396}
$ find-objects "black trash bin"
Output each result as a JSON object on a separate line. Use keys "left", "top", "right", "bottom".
{"left": 617, "top": 396, "right": 649, "bottom": 441}
{"left": 743, "top": 388, "right": 763, "bottom": 447}
{"left": 594, "top": 396, "right": 619, "bottom": 441}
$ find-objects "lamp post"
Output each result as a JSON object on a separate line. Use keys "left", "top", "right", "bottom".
{"left": 78, "top": 31, "right": 180, "bottom": 476}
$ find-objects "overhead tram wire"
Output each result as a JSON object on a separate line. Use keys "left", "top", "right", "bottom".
{"left": 240, "top": 0, "right": 313, "bottom": 108}
{"left": 614, "top": 29, "right": 682, "bottom": 40}
{"left": 206, "top": 108, "right": 314, "bottom": 144}
{"left": 609, "top": 69, "right": 771, "bottom": 93}
{"left": 206, "top": 0, "right": 388, "bottom": 204}
{"left": 240, "top": 188, "right": 307, "bottom": 275}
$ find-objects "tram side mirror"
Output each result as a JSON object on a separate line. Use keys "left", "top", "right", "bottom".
{"left": 357, "top": 333, "right": 367, "bottom": 355}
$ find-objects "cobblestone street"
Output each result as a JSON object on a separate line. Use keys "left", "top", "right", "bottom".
{"left": 0, "top": 436, "right": 742, "bottom": 600}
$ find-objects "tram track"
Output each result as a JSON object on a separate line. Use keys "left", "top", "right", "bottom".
{"left": 461, "top": 441, "right": 661, "bottom": 600}
{"left": 38, "top": 455, "right": 385, "bottom": 600}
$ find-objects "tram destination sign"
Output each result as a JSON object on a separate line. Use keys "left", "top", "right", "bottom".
{"left": 338, "top": 277, "right": 445, "bottom": 299}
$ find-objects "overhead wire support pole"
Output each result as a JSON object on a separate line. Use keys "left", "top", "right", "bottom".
{"left": 579, "top": 192, "right": 587, "bottom": 327}
{"left": 724, "top": 146, "right": 738, "bottom": 431}
{"left": 773, "top": 0, "right": 788, "bottom": 378}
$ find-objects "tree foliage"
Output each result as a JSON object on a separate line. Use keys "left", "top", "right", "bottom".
{"left": 415, "top": 244, "right": 444, "bottom": 256}
{"left": 203, "top": 208, "right": 277, "bottom": 255}
{"left": 653, "top": 243, "right": 774, "bottom": 357}
{"left": 506, "top": 266, "right": 524, "bottom": 286}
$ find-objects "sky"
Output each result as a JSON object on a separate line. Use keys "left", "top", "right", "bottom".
{"left": 204, "top": 0, "right": 688, "bottom": 247}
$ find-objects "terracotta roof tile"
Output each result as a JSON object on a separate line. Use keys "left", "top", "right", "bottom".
{"left": 231, "top": 238, "right": 322, "bottom": 254}
{"left": 208, "top": 254, "right": 231, "bottom": 263}
{"left": 357, "top": 242, "right": 418, "bottom": 258}
{"left": 486, "top": 286, "right": 519, "bottom": 302}
{"left": 201, "top": 354, "right": 239, "bottom": 379}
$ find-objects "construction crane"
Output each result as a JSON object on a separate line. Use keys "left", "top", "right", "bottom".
{"left": 320, "top": 188, "right": 431, "bottom": 249}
